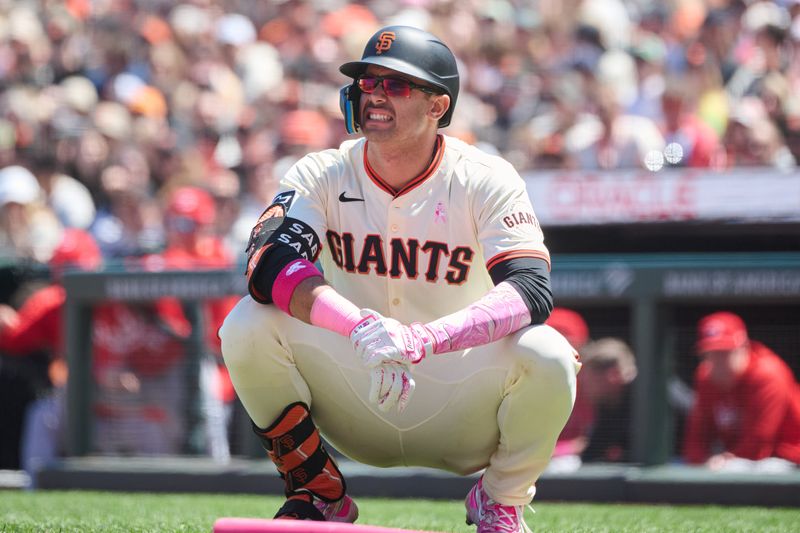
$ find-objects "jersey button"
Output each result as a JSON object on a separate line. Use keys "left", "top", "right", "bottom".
{"left": 392, "top": 298, "right": 400, "bottom": 306}
{"left": 391, "top": 224, "right": 399, "bottom": 232}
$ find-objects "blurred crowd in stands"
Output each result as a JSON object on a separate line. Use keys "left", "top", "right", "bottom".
{"left": 0, "top": 0, "right": 799, "bottom": 267}
{"left": 1, "top": 0, "right": 800, "bottom": 474}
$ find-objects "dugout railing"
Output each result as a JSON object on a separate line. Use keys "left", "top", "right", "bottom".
{"left": 62, "top": 269, "right": 247, "bottom": 458}
{"left": 62, "top": 252, "right": 800, "bottom": 465}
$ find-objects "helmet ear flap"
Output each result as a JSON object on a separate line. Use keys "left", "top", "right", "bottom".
{"left": 339, "top": 84, "right": 361, "bottom": 134}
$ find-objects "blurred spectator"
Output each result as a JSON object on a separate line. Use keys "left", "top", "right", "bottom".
{"left": 546, "top": 307, "right": 590, "bottom": 351}
{"left": 0, "top": 164, "right": 57, "bottom": 470}
{"left": 0, "top": 229, "right": 191, "bottom": 481}
{"left": 207, "top": 169, "right": 243, "bottom": 256}
{"left": 152, "top": 185, "right": 234, "bottom": 270}
{"left": 698, "top": 7, "right": 742, "bottom": 85}
{"left": 721, "top": 96, "right": 797, "bottom": 169}
{"left": 728, "top": 1, "right": 793, "bottom": 101}
{"left": 547, "top": 307, "right": 591, "bottom": 465}
{"left": 552, "top": 336, "right": 638, "bottom": 467}
{"left": 576, "top": 337, "right": 638, "bottom": 463}
{"left": 627, "top": 30, "right": 667, "bottom": 121}
{"left": 0, "top": 165, "right": 62, "bottom": 263}
{"left": 27, "top": 152, "right": 97, "bottom": 230}
{"left": 141, "top": 186, "right": 239, "bottom": 462}
{"left": 683, "top": 311, "right": 800, "bottom": 470}
{"left": 90, "top": 163, "right": 163, "bottom": 258}
{"left": 229, "top": 155, "right": 284, "bottom": 257}
{"left": 658, "top": 78, "right": 723, "bottom": 167}
{"left": 565, "top": 84, "right": 665, "bottom": 169}
{"left": 0, "top": 229, "right": 101, "bottom": 481}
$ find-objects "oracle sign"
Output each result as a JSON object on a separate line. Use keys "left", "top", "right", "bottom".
{"left": 524, "top": 169, "right": 800, "bottom": 226}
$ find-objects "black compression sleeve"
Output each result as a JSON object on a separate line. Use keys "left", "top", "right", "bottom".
{"left": 488, "top": 257, "right": 553, "bottom": 324}
{"left": 250, "top": 245, "right": 303, "bottom": 304}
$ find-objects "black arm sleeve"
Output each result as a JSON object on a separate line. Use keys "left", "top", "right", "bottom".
{"left": 251, "top": 245, "right": 303, "bottom": 304}
{"left": 488, "top": 257, "right": 553, "bottom": 325}
{"left": 245, "top": 201, "right": 323, "bottom": 304}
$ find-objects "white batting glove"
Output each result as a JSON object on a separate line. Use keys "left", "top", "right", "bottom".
{"left": 349, "top": 309, "right": 434, "bottom": 367}
{"left": 369, "top": 362, "right": 416, "bottom": 413}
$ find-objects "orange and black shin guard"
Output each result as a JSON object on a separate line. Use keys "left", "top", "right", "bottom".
{"left": 253, "top": 402, "right": 346, "bottom": 505}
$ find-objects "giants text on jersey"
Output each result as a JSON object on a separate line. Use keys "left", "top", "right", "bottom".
{"left": 272, "top": 135, "right": 549, "bottom": 324}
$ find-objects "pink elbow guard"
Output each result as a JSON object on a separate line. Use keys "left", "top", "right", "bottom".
{"left": 271, "top": 258, "right": 322, "bottom": 316}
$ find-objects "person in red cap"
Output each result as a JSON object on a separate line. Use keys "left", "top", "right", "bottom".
{"left": 139, "top": 186, "right": 239, "bottom": 462}
{"left": 547, "top": 308, "right": 593, "bottom": 463}
{"left": 0, "top": 229, "right": 189, "bottom": 484}
{"left": 547, "top": 309, "right": 639, "bottom": 466}
{"left": 0, "top": 228, "right": 103, "bottom": 401}
{"left": 682, "top": 311, "right": 800, "bottom": 468}
{"left": 0, "top": 227, "right": 101, "bottom": 472}
{"left": 545, "top": 307, "right": 590, "bottom": 351}
{"left": 143, "top": 186, "right": 237, "bottom": 343}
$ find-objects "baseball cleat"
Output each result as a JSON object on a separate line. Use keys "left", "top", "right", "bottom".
{"left": 273, "top": 495, "right": 325, "bottom": 520}
{"left": 465, "top": 477, "right": 532, "bottom": 533}
{"left": 313, "top": 494, "right": 359, "bottom": 523}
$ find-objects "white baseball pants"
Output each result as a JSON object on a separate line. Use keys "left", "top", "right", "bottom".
{"left": 220, "top": 296, "right": 580, "bottom": 505}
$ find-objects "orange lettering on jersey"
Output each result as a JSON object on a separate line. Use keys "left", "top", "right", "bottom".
{"left": 375, "top": 31, "right": 396, "bottom": 54}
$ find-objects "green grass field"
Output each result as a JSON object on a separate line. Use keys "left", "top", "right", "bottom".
{"left": 1, "top": 491, "right": 798, "bottom": 533}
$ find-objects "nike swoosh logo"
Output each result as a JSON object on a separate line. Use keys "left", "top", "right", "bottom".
{"left": 339, "top": 192, "right": 365, "bottom": 203}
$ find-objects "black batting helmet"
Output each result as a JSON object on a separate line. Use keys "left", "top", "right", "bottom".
{"left": 338, "top": 25, "right": 460, "bottom": 132}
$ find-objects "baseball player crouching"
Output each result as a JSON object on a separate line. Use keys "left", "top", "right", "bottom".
{"left": 220, "top": 25, "right": 581, "bottom": 533}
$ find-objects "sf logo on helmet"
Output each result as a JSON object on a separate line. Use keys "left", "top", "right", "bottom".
{"left": 375, "top": 31, "right": 396, "bottom": 54}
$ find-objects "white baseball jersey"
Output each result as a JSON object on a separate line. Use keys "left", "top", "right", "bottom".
{"left": 223, "top": 135, "right": 576, "bottom": 505}
{"left": 273, "top": 134, "right": 549, "bottom": 323}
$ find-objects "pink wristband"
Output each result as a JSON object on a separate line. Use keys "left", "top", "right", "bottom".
{"left": 272, "top": 259, "right": 322, "bottom": 316}
{"left": 309, "top": 289, "right": 362, "bottom": 337}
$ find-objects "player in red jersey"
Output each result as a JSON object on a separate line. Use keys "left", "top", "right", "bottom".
{"left": 683, "top": 311, "right": 800, "bottom": 468}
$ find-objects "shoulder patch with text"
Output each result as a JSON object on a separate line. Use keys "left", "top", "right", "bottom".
{"left": 502, "top": 201, "right": 541, "bottom": 232}
{"left": 271, "top": 190, "right": 297, "bottom": 210}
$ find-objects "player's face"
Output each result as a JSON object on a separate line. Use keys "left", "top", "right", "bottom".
{"left": 358, "top": 66, "right": 445, "bottom": 142}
